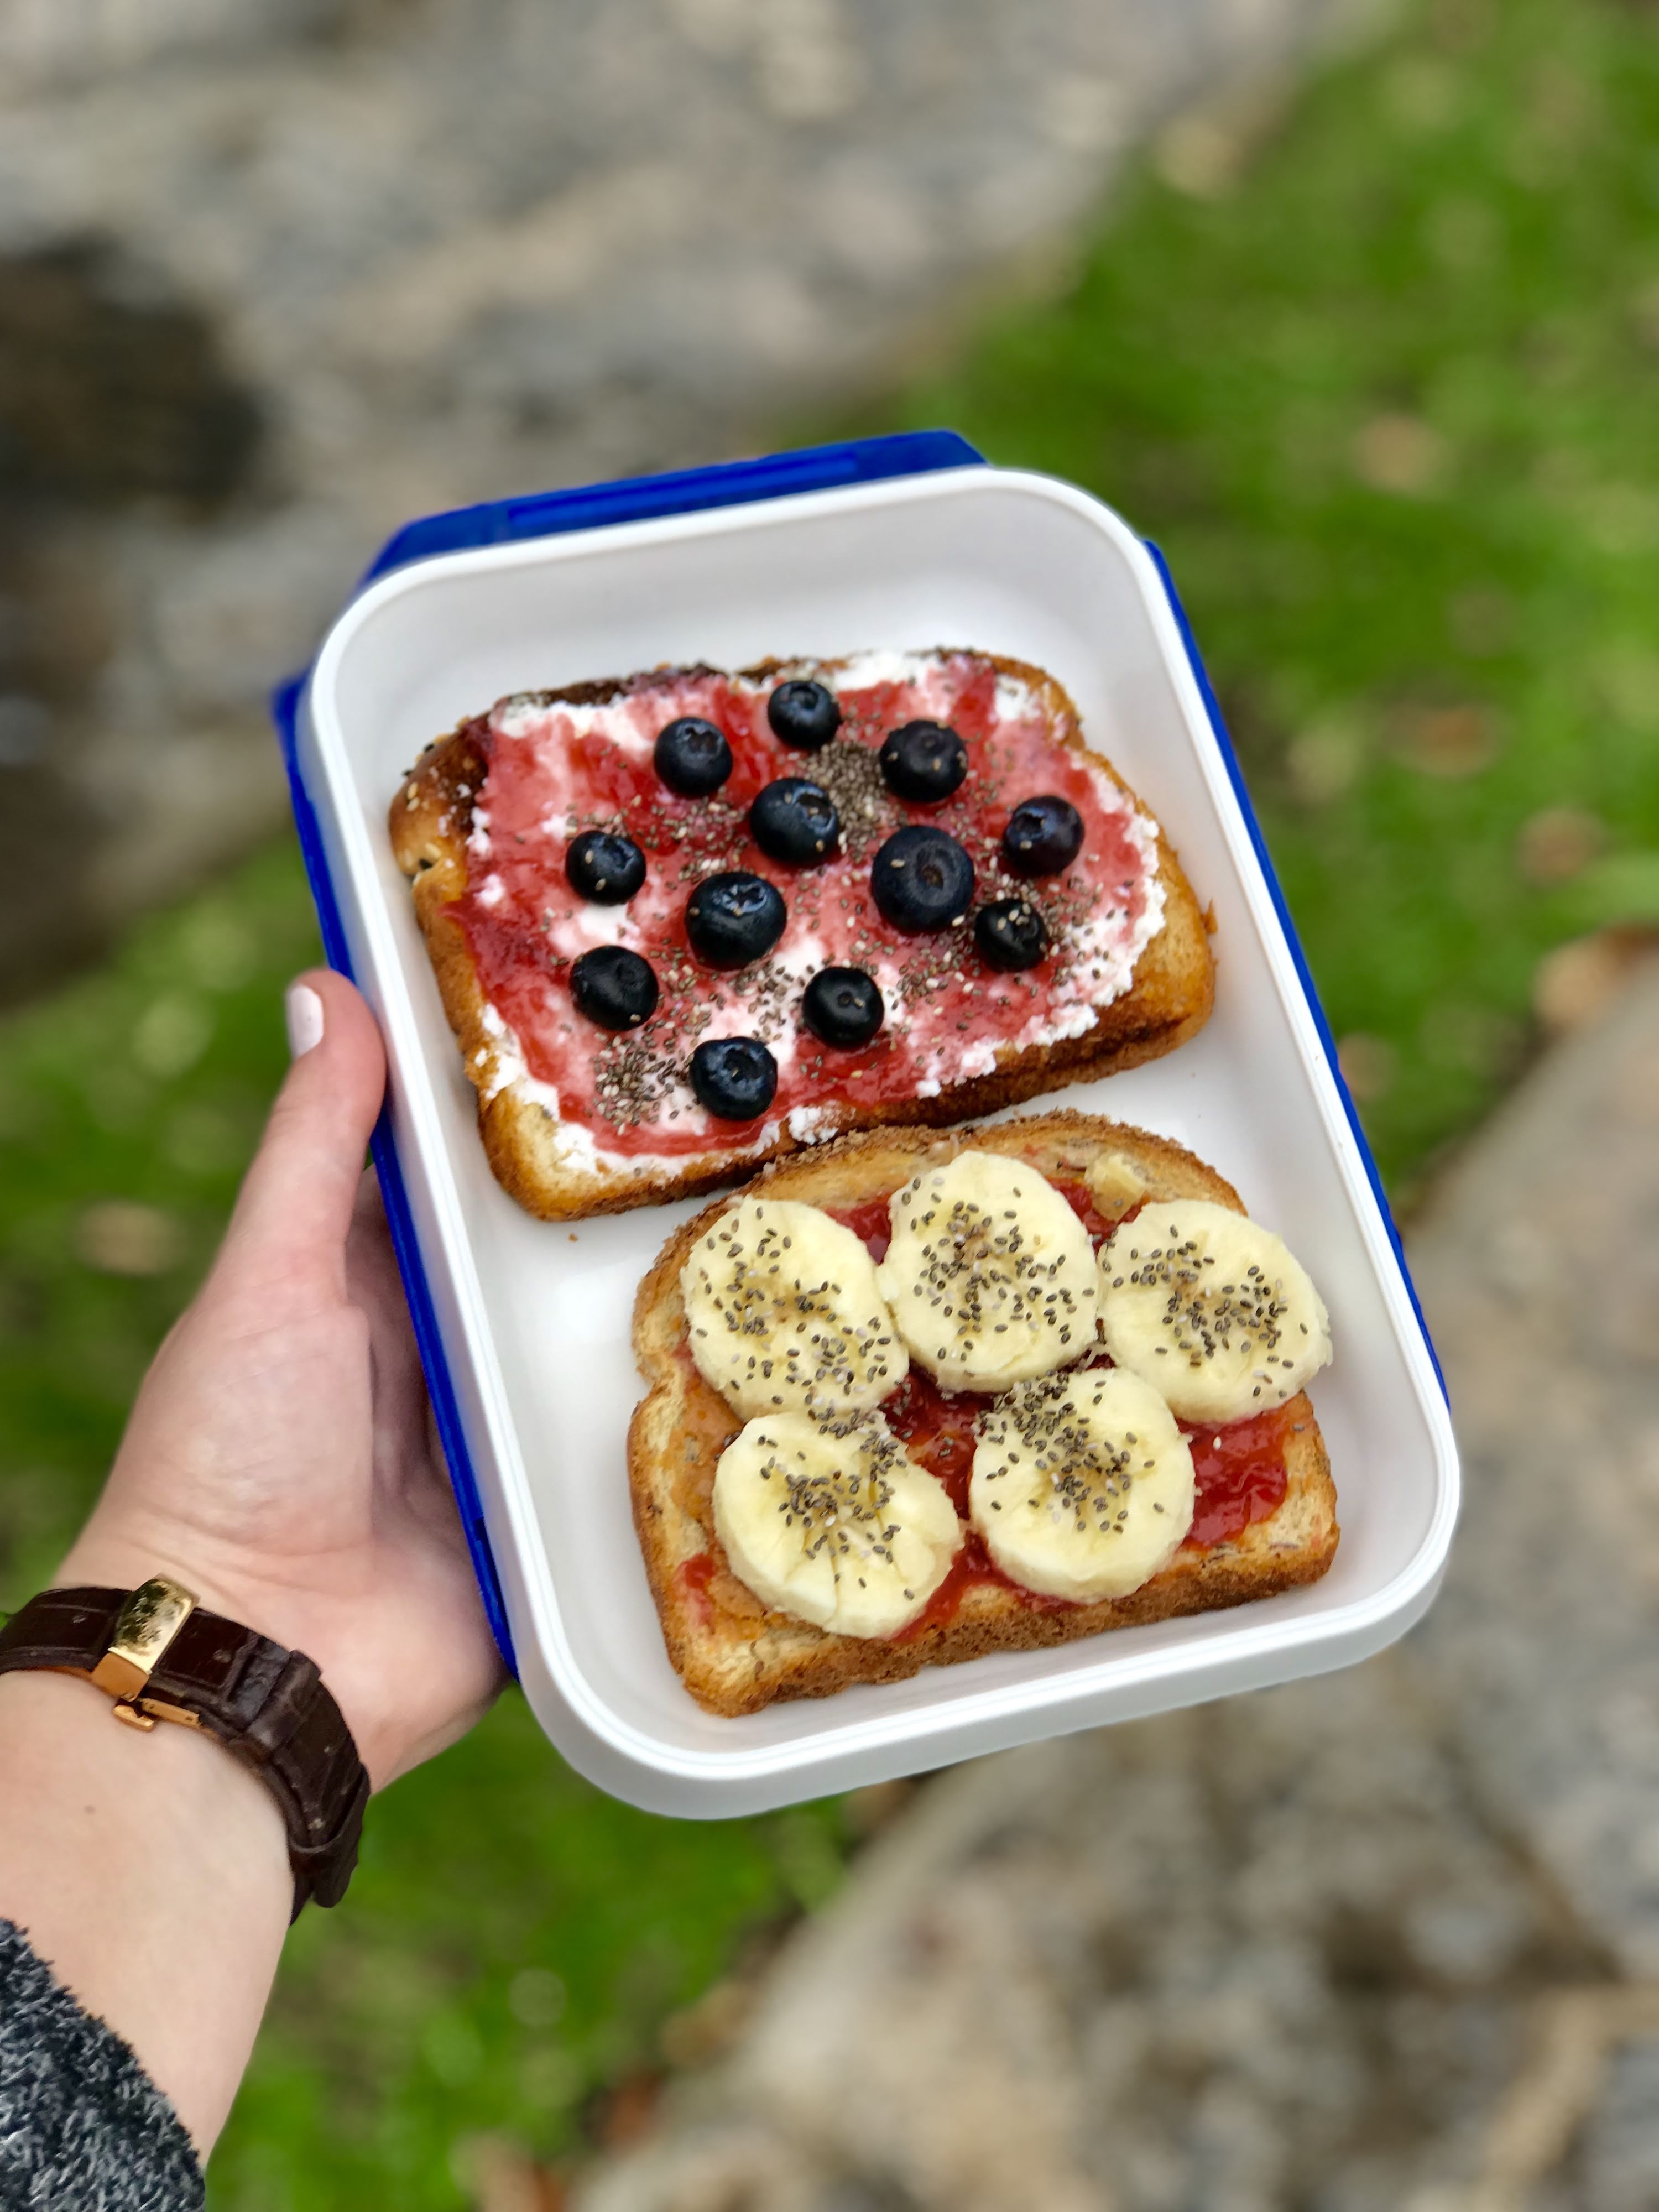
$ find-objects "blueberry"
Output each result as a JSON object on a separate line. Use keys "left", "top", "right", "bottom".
{"left": 870, "top": 825, "right": 975, "bottom": 933}
{"left": 767, "top": 680, "right": 842, "bottom": 752}
{"left": 654, "top": 716, "right": 733, "bottom": 796}
{"left": 802, "top": 967, "right": 885, "bottom": 1050}
{"left": 1002, "top": 794, "right": 1084, "bottom": 878}
{"left": 974, "top": 898, "right": 1050, "bottom": 972}
{"left": 565, "top": 828, "right": 646, "bottom": 905}
{"left": 749, "top": 777, "right": 840, "bottom": 867}
{"left": 690, "top": 1035, "right": 778, "bottom": 1121}
{"left": 570, "top": 946, "right": 659, "bottom": 1031}
{"left": 685, "top": 870, "right": 787, "bottom": 969}
{"left": 880, "top": 719, "right": 968, "bottom": 804}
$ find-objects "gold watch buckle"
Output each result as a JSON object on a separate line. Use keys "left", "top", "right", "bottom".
{"left": 90, "top": 1576, "right": 197, "bottom": 1731}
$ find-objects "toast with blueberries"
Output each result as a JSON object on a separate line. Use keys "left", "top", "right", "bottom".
{"left": 390, "top": 650, "right": 1214, "bottom": 1220}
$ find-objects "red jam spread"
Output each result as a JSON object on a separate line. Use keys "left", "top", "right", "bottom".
{"left": 827, "top": 1196, "right": 894, "bottom": 1262}
{"left": 445, "top": 653, "right": 1164, "bottom": 1160}
{"left": 1180, "top": 1406, "right": 1293, "bottom": 1546}
{"left": 880, "top": 1365, "right": 979, "bottom": 1513}
{"left": 1051, "top": 1177, "right": 1129, "bottom": 1244}
{"left": 677, "top": 1552, "right": 717, "bottom": 1627}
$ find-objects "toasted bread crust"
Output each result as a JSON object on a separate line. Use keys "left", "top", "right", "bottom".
{"left": 628, "top": 1111, "right": 1338, "bottom": 1715}
{"left": 390, "top": 656, "right": 1215, "bottom": 1220}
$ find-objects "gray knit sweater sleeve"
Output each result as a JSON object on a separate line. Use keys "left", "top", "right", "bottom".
{"left": 0, "top": 1920, "right": 203, "bottom": 2211}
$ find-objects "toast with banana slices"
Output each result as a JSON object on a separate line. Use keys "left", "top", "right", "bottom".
{"left": 629, "top": 1110, "right": 1338, "bottom": 1715}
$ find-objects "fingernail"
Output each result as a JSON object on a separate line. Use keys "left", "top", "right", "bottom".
{"left": 285, "top": 982, "right": 325, "bottom": 1058}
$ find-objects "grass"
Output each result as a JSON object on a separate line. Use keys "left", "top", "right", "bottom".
{"left": 6, "top": 0, "right": 1659, "bottom": 2199}
{"left": 889, "top": 0, "right": 1659, "bottom": 1194}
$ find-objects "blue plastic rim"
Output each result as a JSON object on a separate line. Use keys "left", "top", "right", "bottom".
{"left": 271, "top": 675, "right": 518, "bottom": 1670}
{"left": 359, "top": 427, "right": 987, "bottom": 587}
{"left": 269, "top": 426, "right": 1446, "bottom": 1681}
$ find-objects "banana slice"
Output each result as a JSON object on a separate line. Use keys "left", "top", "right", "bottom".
{"left": 970, "top": 1367, "right": 1194, "bottom": 1601}
{"left": 1083, "top": 1150, "right": 1151, "bottom": 1214}
{"left": 713, "top": 1410, "right": 963, "bottom": 1638}
{"left": 1098, "top": 1198, "right": 1331, "bottom": 1423}
{"left": 681, "top": 1197, "right": 908, "bottom": 1421}
{"left": 876, "top": 1151, "right": 1099, "bottom": 1393}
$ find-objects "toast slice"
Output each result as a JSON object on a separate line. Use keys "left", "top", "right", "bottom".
{"left": 392, "top": 651, "right": 1214, "bottom": 1220}
{"left": 629, "top": 1110, "right": 1338, "bottom": 1716}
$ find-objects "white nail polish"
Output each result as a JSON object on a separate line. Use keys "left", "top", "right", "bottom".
{"left": 285, "top": 983, "right": 325, "bottom": 1058}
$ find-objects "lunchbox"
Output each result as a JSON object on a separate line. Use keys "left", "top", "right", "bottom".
{"left": 272, "top": 429, "right": 1459, "bottom": 1817}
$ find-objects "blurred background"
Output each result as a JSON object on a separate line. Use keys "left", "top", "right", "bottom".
{"left": 5, "top": 0, "right": 1659, "bottom": 2204}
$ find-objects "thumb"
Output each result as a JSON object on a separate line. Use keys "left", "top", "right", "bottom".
{"left": 212, "top": 970, "right": 387, "bottom": 1312}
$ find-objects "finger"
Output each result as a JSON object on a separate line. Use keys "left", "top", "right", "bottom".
{"left": 212, "top": 971, "right": 387, "bottom": 1310}
{"left": 345, "top": 1171, "right": 403, "bottom": 1314}
{"left": 345, "top": 1172, "right": 432, "bottom": 1476}
{"left": 346, "top": 1173, "right": 421, "bottom": 1369}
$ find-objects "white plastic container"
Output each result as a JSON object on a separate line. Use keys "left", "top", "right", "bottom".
{"left": 276, "top": 432, "right": 1458, "bottom": 1817}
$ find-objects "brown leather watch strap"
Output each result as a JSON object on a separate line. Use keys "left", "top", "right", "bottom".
{"left": 0, "top": 1585, "right": 370, "bottom": 1919}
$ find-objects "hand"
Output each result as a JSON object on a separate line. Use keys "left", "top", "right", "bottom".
{"left": 59, "top": 969, "right": 504, "bottom": 1789}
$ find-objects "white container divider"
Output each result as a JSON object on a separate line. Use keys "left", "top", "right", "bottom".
{"left": 282, "top": 441, "right": 1458, "bottom": 1817}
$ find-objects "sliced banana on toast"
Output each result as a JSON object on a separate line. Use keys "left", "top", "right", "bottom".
{"left": 877, "top": 1151, "right": 1099, "bottom": 1394}
{"left": 681, "top": 1196, "right": 908, "bottom": 1421}
{"left": 971, "top": 1366, "right": 1195, "bottom": 1601}
{"left": 713, "top": 1410, "right": 962, "bottom": 1638}
{"left": 1098, "top": 1198, "right": 1331, "bottom": 1423}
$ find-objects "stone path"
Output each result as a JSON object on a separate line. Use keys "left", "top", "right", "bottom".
{"left": 566, "top": 970, "right": 1659, "bottom": 2212}
{"left": 0, "top": 0, "right": 1360, "bottom": 996}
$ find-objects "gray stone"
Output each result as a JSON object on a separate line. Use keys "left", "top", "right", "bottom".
{"left": 1582, "top": 2038, "right": 1659, "bottom": 2212}
{"left": 0, "top": 0, "right": 1365, "bottom": 995}
{"left": 1407, "top": 973, "right": 1659, "bottom": 1978}
{"left": 570, "top": 971, "right": 1659, "bottom": 2212}
{"left": 574, "top": 1683, "right": 1579, "bottom": 2211}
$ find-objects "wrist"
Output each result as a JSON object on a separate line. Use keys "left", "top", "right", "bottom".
{"left": 59, "top": 1514, "right": 293, "bottom": 1644}
{"left": 54, "top": 1513, "right": 388, "bottom": 1773}
{"left": 55, "top": 1485, "right": 500, "bottom": 1794}
{"left": 0, "top": 1668, "right": 291, "bottom": 2150}
{"left": 0, "top": 1666, "right": 289, "bottom": 1874}
{"left": 4, "top": 1571, "right": 374, "bottom": 1921}
{"left": 59, "top": 1513, "right": 361, "bottom": 1699}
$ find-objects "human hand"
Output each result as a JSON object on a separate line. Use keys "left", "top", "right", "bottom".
{"left": 59, "top": 970, "right": 504, "bottom": 1788}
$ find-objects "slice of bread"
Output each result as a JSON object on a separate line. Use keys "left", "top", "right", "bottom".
{"left": 629, "top": 1110, "right": 1338, "bottom": 1716}
{"left": 390, "top": 653, "right": 1214, "bottom": 1220}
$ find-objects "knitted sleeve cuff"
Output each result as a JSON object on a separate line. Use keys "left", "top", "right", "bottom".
{"left": 0, "top": 1918, "right": 204, "bottom": 2211}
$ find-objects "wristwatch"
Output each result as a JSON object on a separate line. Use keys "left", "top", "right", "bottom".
{"left": 0, "top": 1578, "right": 370, "bottom": 1919}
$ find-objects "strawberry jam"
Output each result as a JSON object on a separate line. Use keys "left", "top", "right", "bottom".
{"left": 826, "top": 1197, "right": 893, "bottom": 1263}
{"left": 677, "top": 1553, "right": 717, "bottom": 1627}
{"left": 880, "top": 1369, "right": 1079, "bottom": 1636}
{"left": 1051, "top": 1177, "right": 1127, "bottom": 1244}
{"left": 1179, "top": 1405, "right": 1292, "bottom": 1546}
{"left": 880, "top": 1366, "right": 979, "bottom": 1513}
{"left": 445, "top": 653, "right": 1165, "bottom": 1162}
{"left": 893, "top": 1530, "right": 1078, "bottom": 1642}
